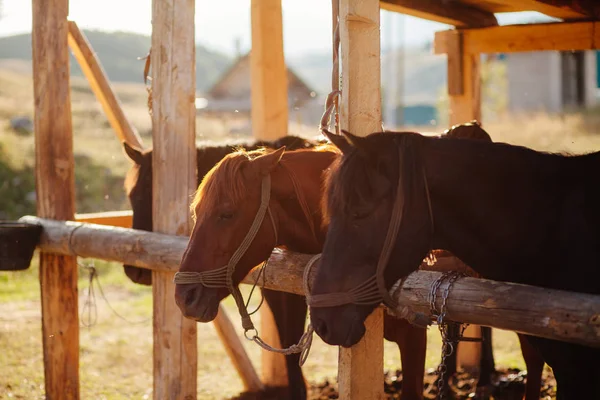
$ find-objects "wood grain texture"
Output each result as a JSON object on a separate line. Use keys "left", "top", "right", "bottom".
{"left": 381, "top": 0, "right": 498, "bottom": 28}
{"left": 31, "top": 0, "right": 79, "bottom": 398}
{"left": 339, "top": 0, "right": 384, "bottom": 398}
{"left": 67, "top": 20, "right": 145, "bottom": 150}
{"left": 22, "top": 217, "right": 600, "bottom": 348}
{"left": 340, "top": 0, "right": 383, "bottom": 137}
{"left": 150, "top": 0, "right": 197, "bottom": 398}
{"left": 434, "top": 21, "right": 600, "bottom": 55}
{"left": 250, "top": 0, "right": 289, "bottom": 140}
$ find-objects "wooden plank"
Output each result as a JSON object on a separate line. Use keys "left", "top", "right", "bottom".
{"left": 21, "top": 216, "right": 600, "bottom": 348}
{"left": 470, "top": 0, "right": 590, "bottom": 20}
{"left": 446, "top": 31, "right": 463, "bottom": 96}
{"left": 250, "top": 0, "right": 289, "bottom": 141}
{"left": 434, "top": 21, "right": 600, "bottom": 55}
{"left": 31, "top": 0, "right": 79, "bottom": 399}
{"left": 381, "top": 0, "right": 498, "bottom": 28}
{"left": 446, "top": 38, "right": 482, "bottom": 371}
{"left": 67, "top": 20, "right": 144, "bottom": 150}
{"left": 150, "top": 0, "right": 197, "bottom": 398}
{"left": 75, "top": 210, "right": 132, "bottom": 227}
{"left": 338, "top": 0, "right": 384, "bottom": 398}
{"left": 250, "top": 0, "right": 289, "bottom": 387}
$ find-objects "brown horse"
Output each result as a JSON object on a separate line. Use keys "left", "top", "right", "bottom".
{"left": 174, "top": 123, "right": 543, "bottom": 399}
{"left": 310, "top": 129, "right": 600, "bottom": 399}
{"left": 123, "top": 135, "right": 320, "bottom": 285}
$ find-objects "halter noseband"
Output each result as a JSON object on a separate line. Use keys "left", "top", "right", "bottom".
{"left": 173, "top": 174, "right": 277, "bottom": 332}
{"left": 306, "top": 144, "right": 434, "bottom": 311}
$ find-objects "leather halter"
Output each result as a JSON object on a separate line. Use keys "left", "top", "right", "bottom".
{"left": 306, "top": 144, "right": 434, "bottom": 310}
{"left": 173, "top": 164, "right": 318, "bottom": 333}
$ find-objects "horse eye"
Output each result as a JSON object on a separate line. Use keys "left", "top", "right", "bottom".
{"left": 351, "top": 210, "right": 369, "bottom": 220}
{"left": 218, "top": 212, "right": 234, "bottom": 221}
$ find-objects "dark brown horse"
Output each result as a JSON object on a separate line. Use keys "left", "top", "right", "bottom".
{"left": 173, "top": 123, "right": 543, "bottom": 399}
{"left": 310, "top": 129, "right": 600, "bottom": 399}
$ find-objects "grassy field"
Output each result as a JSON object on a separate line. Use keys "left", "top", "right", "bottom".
{"left": 2, "top": 64, "right": 599, "bottom": 399}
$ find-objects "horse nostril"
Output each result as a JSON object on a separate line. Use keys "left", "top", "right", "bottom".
{"left": 312, "top": 316, "right": 329, "bottom": 339}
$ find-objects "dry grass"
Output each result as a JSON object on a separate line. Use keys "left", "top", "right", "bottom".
{"left": 1, "top": 257, "right": 537, "bottom": 400}
{"left": 0, "top": 66, "right": 591, "bottom": 399}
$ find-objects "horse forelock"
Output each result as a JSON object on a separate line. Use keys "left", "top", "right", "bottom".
{"left": 321, "top": 132, "right": 423, "bottom": 225}
{"left": 190, "top": 147, "right": 269, "bottom": 221}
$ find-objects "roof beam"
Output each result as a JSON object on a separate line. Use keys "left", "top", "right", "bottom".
{"left": 492, "top": 0, "right": 595, "bottom": 20}
{"left": 381, "top": 0, "right": 498, "bottom": 28}
{"left": 435, "top": 21, "right": 600, "bottom": 55}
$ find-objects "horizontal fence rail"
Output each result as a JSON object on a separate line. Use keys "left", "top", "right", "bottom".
{"left": 20, "top": 216, "right": 600, "bottom": 348}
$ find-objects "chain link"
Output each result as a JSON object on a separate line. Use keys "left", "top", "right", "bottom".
{"left": 429, "top": 271, "right": 467, "bottom": 399}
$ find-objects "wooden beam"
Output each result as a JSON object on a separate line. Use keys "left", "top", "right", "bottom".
{"left": 150, "top": 0, "right": 197, "bottom": 398}
{"left": 250, "top": 0, "right": 289, "bottom": 387}
{"left": 339, "top": 0, "right": 384, "bottom": 398}
{"left": 250, "top": 0, "right": 289, "bottom": 141}
{"left": 75, "top": 210, "right": 132, "bottom": 227}
{"left": 445, "top": 34, "right": 482, "bottom": 371}
{"left": 483, "top": 0, "right": 591, "bottom": 20}
{"left": 381, "top": 0, "right": 498, "bottom": 28}
{"left": 31, "top": 0, "right": 79, "bottom": 398}
{"left": 67, "top": 20, "right": 145, "bottom": 150}
{"left": 434, "top": 21, "right": 600, "bottom": 55}
{"left": 21, "top": 216, "right": 600, "bottom": 348}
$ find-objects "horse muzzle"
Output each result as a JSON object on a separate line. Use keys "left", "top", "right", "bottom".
{"left": 174, "top": 283, "right": 220, "bottom": 322}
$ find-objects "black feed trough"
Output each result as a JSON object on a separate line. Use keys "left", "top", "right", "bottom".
{"left": 0, "top": 221, "right": 43, "bottom": 271}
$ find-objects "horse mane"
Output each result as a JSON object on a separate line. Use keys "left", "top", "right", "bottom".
{"left": 190, "top": 147, "right": 270, "bottom": 221}
{"left": 191, "top": 142, "right": 340, "bottom": 221}
{"left": 322, "top": 132, "right": 423, "bottom": 224}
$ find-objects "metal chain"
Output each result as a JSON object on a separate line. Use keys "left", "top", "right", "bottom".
{"left": 429, "top": 271, "right": 467, "bottom": 399}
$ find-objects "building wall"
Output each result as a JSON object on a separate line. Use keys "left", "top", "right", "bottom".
{"left": 507, "top": 50, "right": 598, "bottom": 114}
{"left": 507, "top": 51, "right": 562, "bottom": 114}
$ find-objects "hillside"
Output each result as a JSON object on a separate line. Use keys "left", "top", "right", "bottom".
{"left": 0, "top": 30, "right": 232, "bottom": 92}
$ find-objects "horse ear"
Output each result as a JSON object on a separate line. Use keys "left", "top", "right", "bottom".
{"left": 123, "top": 142, "right": 144, "bottom": 165}
{"left": 253, "top": 146, "right": 285, "bottom": 175}
{"left": 340, "top": 129, "right": 378, "bottom": 158}
{"left": 322, "top": 129, "right": 353, "bottom": 154}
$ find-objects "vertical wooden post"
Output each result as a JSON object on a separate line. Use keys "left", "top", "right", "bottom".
{"left": 32, "top": 0, "right": 79, "bottom": 399}
{"left": 447, "top": 30, "right": 483, "bottom": 372}
{"left": 338, "top": 0, "right": 384, "bottom": 398}
{"left": 250, "top": 0, "right": 289, "bottom": 141}
{"left": 151, "top": 1, "right": 198, "bottom": 399}
{"left": 250, "top": 0, "right": 289, "bottom": 388}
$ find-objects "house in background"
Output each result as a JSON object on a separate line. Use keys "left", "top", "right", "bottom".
{"left": 506, "top": 50, "right": 599, "bottom": 114}
{"left": 195, "top": 52, "right": 322, "bottom": 135}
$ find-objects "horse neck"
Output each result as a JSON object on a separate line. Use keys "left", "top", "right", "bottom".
{"left": 424, "top": 139, "right": 564, "bottom": 283}
{"left": 272, "top": 150, "right": 336, "bottom": 253}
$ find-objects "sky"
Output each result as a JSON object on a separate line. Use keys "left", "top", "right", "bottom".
{"left": 0, "top": 0, "right": 555, "bottom": 57}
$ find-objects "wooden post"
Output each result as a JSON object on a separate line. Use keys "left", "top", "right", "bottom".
{"left": 31, "top": 0, "right": 79, "bottom": 399}
{"left": 250, "top": 0, "right": 289, "bottom": 387}
{"left": 250, "top": 0, "right": 289, "bottom": 141}
{"left": 151, "top": 0, "right": 197, "bottom": 399}
{"left": 338, "top": 0, "right": 384, "bottom": 398}
{"left": 446, "top": 30, "right": 483, "bottom": 372}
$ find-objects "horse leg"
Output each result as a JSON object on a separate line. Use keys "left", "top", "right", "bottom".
{"left": 517, "top": 333, "right": 544, "bottom": 400}
{"left": 383, "top": 313, "right": 426, "bottom": 400}
{"left": 262, "top": 288, "right": 308, "bottom": 400}
{"left": 474, "top": 326, "right": 495, "bottom": 399}
{"left": 525, "top": 335, "right": 600, "bottom": 400}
